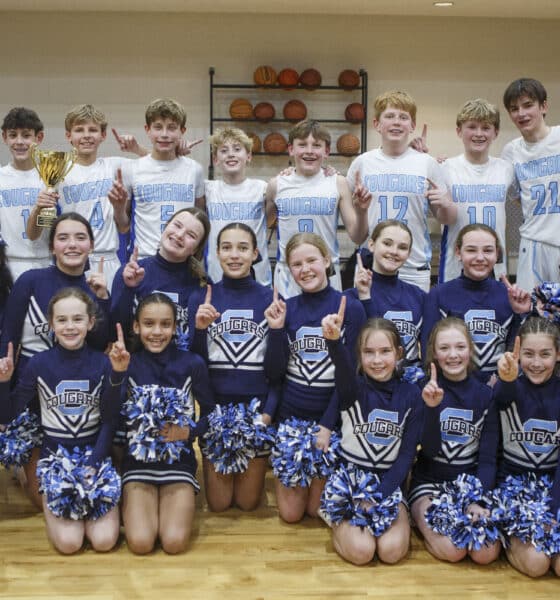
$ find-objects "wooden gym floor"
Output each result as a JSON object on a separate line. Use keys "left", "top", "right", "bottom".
{"left": 1, "top": 461, "right": 557, "bottom": 600}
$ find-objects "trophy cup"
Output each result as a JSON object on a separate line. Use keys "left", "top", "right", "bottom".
{"left": 30, "top": 145, "right": 77, "bottom": 228}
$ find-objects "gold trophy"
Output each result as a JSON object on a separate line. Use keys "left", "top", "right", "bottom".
{"left": 30, "top": 145, "right": 77, "bottom": 228}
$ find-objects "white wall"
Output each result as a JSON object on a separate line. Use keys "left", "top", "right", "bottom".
{"left": 0, "top": 10, "right": 558, "bottom": 179}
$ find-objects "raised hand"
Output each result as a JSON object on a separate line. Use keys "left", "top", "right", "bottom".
{"left": 175, "top": 138, "right": 204, "bottom": 157}
{"left": 422, "top": 362, "right": 444, "bottom": 407}
{"left": 0, "top": 342, "right": 14, "bottom": 383}
{"left": 355, "top": 252, "right": 372, "bottom": 300}
{"left": 500, "top": 274, "right": 531, "bottom": 314}
{"left": 352, "top": 170, "right": 372, "bottom": 211}
{"left": 109, "top": 323, "right": 130, "bottom": 372}
{"left": 195, "top": 285, "right": 220, "bottom": 329}
{"left": 497, "top": 336, "right": 520, "bottom": 382}
{"left": 111, "top": 128, "right": 144, "bottom": 156}
{"left": 107, "top": 167, "right": 130, "bottom": 210}
{"left": 410, "top": 123, "right": 429, "bottom": 153}
{"left": 321, "top": 295, "right": 346, "bottom": 341}
{"left": 123, "top": 247, "right": 145, "bottom": 288}
{"left": 87, "top": 256, "right": 109, "bottom": 299}
{"left": 264, "top": 286, "right": 286, "bottom": 329}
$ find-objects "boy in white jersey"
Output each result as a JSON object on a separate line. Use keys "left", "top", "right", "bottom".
{"left": 346, "top": 91, "right": 456, "bottom": 292}
{"left": 27, "top": 105, "right": 133, "bottom": 288}
{"left": 265, "top": 119, "right": 371, "bottom": 298}
{"left": 440, "top": 99, "right": 517, "bottom": 282}
{"left": 0, "top": 108, "right": 51, "bottom": 281}
{"left": 502, "top": 78, "right": 560, "bottom": 290}
{"left": 109, "top": 98, "right": 205, "bottom": 259}
{"left": 206, "top": 128, "right": 271, "bottom": 286}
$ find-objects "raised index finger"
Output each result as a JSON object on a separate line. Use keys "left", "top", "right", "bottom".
{"left": 115, "top": 322, "right": 125, "bottom": 345}
{"left": 426, "top": 178, "right": 437, "bottom": 190}
{"left": 430, "top": 362, "right": 438, "bottom": 383}
{"left": 356, "top": 252, "right": 364, "bottom": 270}
{"left": 115, "top": 167, "right": 123, "bottom": 184}
{"left": 131, "top": 246, "right": 139, "bottom": 263}
{"left": 337, "top": 295, "right": 346, "bottom": 322}
{"left": 354, "top": 170, "right": 362, "bottom": 187}
{"left": 273, "top": 285, "right": 279, "bottom": 303}
{"left": 6, "top": 341, "right": 13, "bottom": 363}
{"left": 512, "top": 336, "right": 521, "bottom": 362}
{"left": 204, "top": 284, "right": 212, "bottom": 305}
{"left": 111, "top": 128, "right": 123, "bottom": 144}
{"left": 499, "top": 273, "right": 513, "bottom": 290}
{"left": 421, "top": 123, "right": 428, "bottom": 142}
{"left": 98, "top": 256, "right": 105, "bottom": 274}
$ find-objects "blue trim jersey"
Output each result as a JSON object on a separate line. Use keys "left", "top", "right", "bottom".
{"left": 0, "top": 265, "right": 111, "bottom": 377}
{"left": 501, "top": 126, "right": 560, "bottom": 246}
{"left": 494, "top": 375, "right": 560, "bottom": 513}
{"left": 111, "top": 252, "right": 205, "bottom": 344}
{"left": 265, "top": 285, "right": 366, "bottom": 428}
{"left": 189, "top": 275, "right": 272, "bottom": 405}
{"left": 3, "top": 344, "right": 124, "bottom": 464}
{"left": 412, "top": 374, "right": 498, "bottom": 492}
{"left": 347, "top": 268, "right": 425, "bottom": 365}
{"left": 346, "top": 147, "right": 447, "bottom": 271}
{"left": 205, "top": 178, "right": 271, "bottom": 286}
{"left": 440, "top": 154, "right": 516, "bottom": 282}
{"left": 422, "top": 274, "right": 520, "bottom": 382}
{"left": 123, "top": 155, "right": 204, "bottom": 258}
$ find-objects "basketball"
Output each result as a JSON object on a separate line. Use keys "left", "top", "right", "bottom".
{"left": 247, "top": 132, "right": 261, "bottom": 153}
{"left": 299, "top": 68, "right": 322, "bottom": 89}
{"left": 263, "top": 132, "right": 288, "bottom": 154}
{"left": 336, "top": 133, "right": 361, "bottom": 156}
{"left": 338, "top": 69, "right": 360, "bottom": 89}
{"left": 254, "top": 102, "right": 276, "bottom": 122}
{"left": 283, "top": 100, "right": 307, "bottom": 122}
{"left": 345, "top": 103, "right": 365, "bottom": 123}
{"left": 229, "top": 98, "right": 253, "bottom": 120}
{"left": 253, "top": 66, "right": 277, "bottom": 86}
{"left": 277, "top": 68, "right": 300, "bottom": 89}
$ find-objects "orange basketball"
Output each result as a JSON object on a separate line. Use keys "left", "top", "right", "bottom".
{"left": 283, "top": 100, "right": 307, "bottom": 122}
{"left": 277, "top": 68, "right": 300, "bottom": 89}
{"left": 247, "top": 132, "right": 261, "bottom": 153}
{"left": 253, "top": 65, "right": 277, "bottom": 86}
{"left": 336, "top": 133, "right": 360, "bottom": 156}
{"left": 263, "top": 132, "right": 288, "bottom": 154}
{"left": 338, "top": 69, "right": 360, "bottom": 89}
{"left": 229, "top": 98, "right": 253, "bottom": 120}
{"left": 345, "top": 103, "right": 365, "bottom": 123}
{"left": 253, "top": 102, "right": 276, "bottom": 122}
{"left": 299, "top": 68, "right": 322, "bottom": 89}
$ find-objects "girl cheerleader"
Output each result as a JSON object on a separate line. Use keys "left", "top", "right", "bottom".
{"left": 409, "top": 317, "right": 500, "bottom": 564}
{"left": 190, "top": 223, "right": 273, "bottom": 512}
{"left": 0, "top": 288, "right": 129, "bottom": 554}
{"left": 422, "top": 223, "right": 530, "bottom": 383}
{"left": 264, "top": 232, "right": 366, "bottom": 523}
{"left": 121, "top": 293, "right": 215, "bottom": 554}
{"left": 320, "top": 312, "right": 423, "bottom": 566}
{"left": 352, "top": 219, "right": 425, "bottom": 366}
{"left": 111, "top": 207, "right": 210, "bottom": 346}
{"left": 494, "top": 316, "right": 560, "bottom": 577}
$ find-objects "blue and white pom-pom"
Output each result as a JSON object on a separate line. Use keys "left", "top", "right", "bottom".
{"left": 0, "top": 409, "right": 43, "bottom": 468}
{"left": 175, "top": 326, "right": 190, "bottom": 351}
{"left": 401, "top": 366, "right": 425, "bottom": 384}
{"left": 532, "top": 282, "right": 560, "bottom": 324}
{"left": 122, "top": 385, "right": 195, "bottom": 464}
{"left": 319, "top": 463, "right": 401, "bottom": 537}
{"left": 37, "top": 445, "right": 120, "bottom": 520}
{"left": 202, "top": 398, "right": 274, "bottom": 475}
{"left": 492, "top": 473, "right": 560, "bottom": 556}
{"left": 425, "top": 474, "right": 502, "bottom": 551}
{"left": 270, "top": 417, "right": 340, "bottom": 488}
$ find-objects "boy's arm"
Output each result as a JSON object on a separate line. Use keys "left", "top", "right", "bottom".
{"left": 26, "top": 190, "right": 58, "bottom": 241}
{"left": 337, "top": 174, "right": 371, "bottom": 245}
{"left": 426, "top": 160, "right": 456, "bottom": 225}
{"left": 195, "top": 196, "right": 206, "bottom": 211}
{"left": 265, "top": 178, "right": 278, "bottom": 228}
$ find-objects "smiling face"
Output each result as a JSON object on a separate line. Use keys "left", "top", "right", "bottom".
{"left": 360, "top": 329, "right": 401, "bottom": 382}
{"left": 66, "top": 119, "right": 106, "bottom": 163}
{"left": 159, "top": 210, "right": 205, "bottom": 263}
{"left": 133, "top": 301, "right": 176, "bottom": 353}
{"left": 457, "top": 119, "right": 497, "bottom": 160}
{"left": 287, "top": 242, "right": 330, "bottom": 293}
{"left": 145, "top": 117, "right": 185, "bottom": 160}
{"left": 369, "top": 225, "right": 412, "bottom": 275}
{"left": 507, "top": 94, "right": 548, "bottom": 141}
{"left": 374, "top": 105, "right": 415, "bottom": 151}
{"left": 2, "top": 127, "right": 44, "bottom": 168}
{"left": 288, "top": 134, "right": 329, "bottom": 177}
{"left": 213, "top": 139, "right": 251, "bottom": 181}
{"left": 433, "top": 326, "right": 471, "bottom": 382}
{"left": 50, "top": 296, "right": 94, "bottom": 351}
{"left": 217, "top": 227, "right": 258, "bottom": 279}
{"left": 456, "top": 229, "right": 497, "bottom": 281}
{"left": 51, "top": 219, "right": 93, "bottom": 275}
{"left": 519, "top": 332, "right": 560, "bottom": 385}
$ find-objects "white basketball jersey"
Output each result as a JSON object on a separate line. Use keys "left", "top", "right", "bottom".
{"left": 0, "top": 164, "right": 49, "bottom": 260}
{"left": 501, "top": 125, "right": 560, "bottom": 245}
{"left": 205, "top": 178, "right": 271, "bottom": 286}
{"left": 125, "top": 155, "right": 204, "bottom": 257}
{"left": 440, "top": 154, "right": 516, "bottom": 282}
{"left": 347, "top": 147, "right": 447, "bottom": 270}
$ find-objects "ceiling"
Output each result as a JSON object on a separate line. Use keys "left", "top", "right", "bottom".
{"left": 1, "top": 0, "right": 559, "bottom": 20}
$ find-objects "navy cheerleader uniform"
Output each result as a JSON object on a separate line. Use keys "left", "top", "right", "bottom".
{"left": 409, "top": 374, "right": 498, "bottom": 505}
{"left": 121, "top": 345, "right": 215, "bottom": 491}
{"left": 0, "top": 265, "right": 111, "bottom": 379}
{"left": 422, "top": 274, "right": 521, "bottom": 382}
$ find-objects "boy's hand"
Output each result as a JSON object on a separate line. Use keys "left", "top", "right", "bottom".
{"left": 497, "top": 336, "right": 520, "bottom": 382}
{"left": 355, "top": 252, "right": 372, "bottom": 300}
{"left": 410, "top": 123, "right": 429, "bottom": 153}
{"left": 264, "top": 286, "right": 286, "bottom": 329}
{"left": 86, "top": 256, "right": 109, "bottom": 299}
{"left": 0, "top": 342, "right": 14, "bottom": 383}
{"left": 500, "top": 274, "right": 531, "bottom": 314}
{"left": 422, "top": 363, "right": 444, "bottom": 407}
{"left": 111, "top": 128, "right": 145, "bottom": 156}
{"left": 175, "top": 138, "right": 204, "bottom": 156}
{"left": 352, "top": 171, "right": 372, "bottom": 211}
{"left": 36, "top": 189, "right": 59, "bottom": 209}
{"left": 108, "top": 168, "right": 129, "bottom": 209}
{"left": 123, "top": 247, "right": 145, "bottom": 288}
{"left": 321, "top": 296, "right": 346, "bottom": 341}
{"left": 109, "top": 323, "right": 130, "bottom": 372}
{"left": 195, "top": 285, "right": 220, "bottom": 329}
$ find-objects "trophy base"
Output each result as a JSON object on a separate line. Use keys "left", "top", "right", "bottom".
{"left": 36, "top": 208, "right": 58, "bottom": 229}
